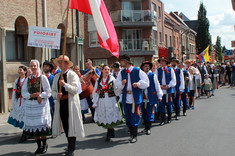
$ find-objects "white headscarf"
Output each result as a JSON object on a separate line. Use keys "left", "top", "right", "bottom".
{"left": 30, "top": 59, "right": 41, "bottom": 74}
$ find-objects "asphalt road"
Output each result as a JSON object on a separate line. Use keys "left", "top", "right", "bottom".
{"left": 0, "top": 86, "right": 235, "bottom": 156}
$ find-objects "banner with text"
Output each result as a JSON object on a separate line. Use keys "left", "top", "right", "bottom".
{"left": 27, "top": 26, "right": 61, "bottom": 49}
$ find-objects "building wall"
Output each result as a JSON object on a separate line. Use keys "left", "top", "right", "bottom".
{"left": 0, "top": 0, "right": 84, "bottom": 112}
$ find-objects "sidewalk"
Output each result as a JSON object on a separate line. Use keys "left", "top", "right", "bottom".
{"left": 0, "top": 112, "right": 9, "bottom": 125}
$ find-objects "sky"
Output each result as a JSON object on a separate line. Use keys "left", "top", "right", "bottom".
{"left": 163, "top": 0, "right": 235, "bottom": 50}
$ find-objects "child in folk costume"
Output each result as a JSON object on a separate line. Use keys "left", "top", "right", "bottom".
{"left": 22, "top": 60, "right": 52, "bottom": 154}
{"left": 73, "top": 65, "right": 89, "bottom": 122}
{"left": 188, "top": 67, "right": 197, "bottom": 110}
{"left": 210, "top": 64, "right": 219, "bottom": 96}
{"left": 202, "top": 74, "right": 212, "bottom": 98}
{"left": 8, "top": 66, "right": 27, "bottom": 143}
{"left": 92, "top": 65, "right": 123, "bottom": 142}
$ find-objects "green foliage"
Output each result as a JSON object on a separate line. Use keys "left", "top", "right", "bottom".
{"left": 196, "top": 2, "right": 211, "bottom": 55}
{"left": 215, "top": 36, "right": 223, "bottom": 63}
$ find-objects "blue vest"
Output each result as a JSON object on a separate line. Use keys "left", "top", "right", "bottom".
{"left": 183, "top": 70, "right": 190, "bottom": 93}
{"left": 157, "top": 67, "right": 174, "bottom": 94}
{"left": 121, "top": 67, "right": 143, "bottom": 104}
{"left": 147, "top": 72, "right": 158, "bottom": 105}
{"left": 174, "top": 68, "right": 182, "bottom": 94}
{"left": 48, "top": 74, "right": 54, "bottom": 87}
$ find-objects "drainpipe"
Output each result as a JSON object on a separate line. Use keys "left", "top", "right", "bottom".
{"left": 1, "top": 28, "right": 8, "bottom": 113}
{"left": 43, "top": 0, "right": 49, "bottom": 60}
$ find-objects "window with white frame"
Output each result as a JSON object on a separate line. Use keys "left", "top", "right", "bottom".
{"left": 89, "top": 31, "right": 99, "bottom": 47}
{"left": 93, "top": 59, "right": 107, "bottom": 66}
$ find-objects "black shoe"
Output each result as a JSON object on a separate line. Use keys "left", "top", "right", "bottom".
{"left": 159, "top": 121, "right": 165, "bottom": 126}
{"left": 130, "top": 137, "right": 137, "bottom": 143}
{"left": 18, "top": 134, "right": 27, "bottom": 143}
{"left": 141, "top": 129, "right": 147, "bottom": 133}
{"left": 183, "top": 112, "right": 187, "bottom": 116}
{"left": 35, "top": 147, "right": 42, "bottom": 154}
{"left": 176, "top": 116, "right": 179, "bottom": 120}
{"left": 35, "top": 139, "right": 42, "bottom": 154}
{"left": 146, "top": 130, "right": 151, "bottom": 135}
{"left": 167, "top": 120, "right": 171, "bottom": 124}
{"left": 66, "top": 151, "right": 74, "bottom": 156}
{"left": 41, "top": 144, "right": 48, "bottom": 154}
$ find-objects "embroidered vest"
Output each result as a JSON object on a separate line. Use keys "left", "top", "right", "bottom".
{"left": 157, "top": 67, "right": 174, "bottom": 94}
{"left": 147, "top": 72, "right": 158, "bottom": 105}
{"left": 121, "top": 67, "right": 143, "bottom": 104}
{"left": 97, "top": 81, "right": 115, "bottom": 98}
{"left": 15, "top": 78, "right": 22, "bottom": 99}
{"left": 27, "top": 76, "right": 43, "bottom": 100}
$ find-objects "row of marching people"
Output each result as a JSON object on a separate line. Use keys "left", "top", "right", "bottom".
{"left": 7, "top": 54, "right": 214, "bottom": 155}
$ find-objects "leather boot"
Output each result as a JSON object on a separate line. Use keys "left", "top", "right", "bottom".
{"left": 66, "top": 137, "right": 76, "bottom": 156}
{"left": 35, "top": 139, "right": 42, "bottom": 154}
{"left": 110, "top": 128, "right": 115, "bottom": 138}
{"left": 18, "top": 132, "right": 27, "bottom": 143}
{"left": 176, "top": 108, "right": 180, "bottom": 120}
{"left": 167, "top": 113, "right": 172, "bottom": 124}
{"left": 105, "top": 129, "right": 111, "bottom": 142}
{"left": 41, "top": 138, "right": 48, "bottom": 154}
{"left": 130, "top": 126, "right": 138, "bottom": 143}
{"left": 145, "top": 121, "right": 151, "bottom": 135}
{"left": 159, "top": 113, "right": 166, "bottom": 126}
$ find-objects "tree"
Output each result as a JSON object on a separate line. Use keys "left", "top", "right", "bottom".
{"left": 215, "top": 36, "right": 223, "bottom": 63}
{"left": 196, "top": 2, "right": 211, "bottom": 55}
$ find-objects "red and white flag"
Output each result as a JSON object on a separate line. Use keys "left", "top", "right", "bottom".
{"left": 70, "top": 0, "right": 119, "bottom": 58}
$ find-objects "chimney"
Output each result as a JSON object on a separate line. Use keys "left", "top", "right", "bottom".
{"left": 174, "top": 12, "right": 178, "bottom": 15}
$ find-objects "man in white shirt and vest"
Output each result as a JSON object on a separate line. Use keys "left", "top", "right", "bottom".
{"left": 156, "top": 56, "right": 176, "bottom": 126}
{"left": 116, "top": 54, "right": 149, "bottom": 143}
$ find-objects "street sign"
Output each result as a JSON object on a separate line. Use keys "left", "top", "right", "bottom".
{"left": 231, "top": 41, "right": 235, "bottom": 47}
{"left": 77, "top": 37, "right": 84, "bottom": 45}
{"left": 224, "top": 50, "right": 233, "bottom": 56}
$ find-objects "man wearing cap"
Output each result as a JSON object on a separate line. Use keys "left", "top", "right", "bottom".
{"left": 112, "top": 62, "right": 121, "bottom": 79}
{"left": 52, "top": 55, "right": 85, "bottom": 156}
{"left": 197, "top": 60, "right": 208, "bottom": 96}
{"left": 140, "top": 61, "right": 163, "bottom": 135}
{"left": 170, "top": 58, "right": 184, "bottom": 120}
{"left": 43, "top": 61, "right": 55, "bottom": 116}
{"left": 156, "top": 56, "right": 176, "bottom": 125}
{"left": 116, "top": 54, "right": 149, "bottom": 143}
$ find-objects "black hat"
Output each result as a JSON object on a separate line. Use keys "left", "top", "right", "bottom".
{"left": 119, "top": 54, "right": 131, "bottom": 64}
{"left": 170, "top": 57, "right": 179, "bottom": 63}
{"left": 158, "top": 56, "right": 168, "bottom": 63}
{"left": 113, "top": 62, "right": 120, "bottom": 68}
{"left": 43, "top": 60, "right": 53, "bottom": 69}
{"left": 140, "top": 61, "right": 153, "bottom": 70}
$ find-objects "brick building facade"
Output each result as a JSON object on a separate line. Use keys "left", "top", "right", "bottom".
{"left": 0, "top": 0, "right": 85, "bottom": 113}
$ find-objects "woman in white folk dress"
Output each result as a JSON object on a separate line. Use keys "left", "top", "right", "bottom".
{"left": 22, "top": 60, "right": 52, "bottom": 154}
{"left": 8, "top": 66, "right": 27, "bottom": 143}
{"left": 92, "top": 65, "right": 123, "bottom": 141}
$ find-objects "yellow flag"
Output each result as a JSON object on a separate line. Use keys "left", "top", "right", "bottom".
{"left": 203, "top": 45, "right": 210, "bottom": 62}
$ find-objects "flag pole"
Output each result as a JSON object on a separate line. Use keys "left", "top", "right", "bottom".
{"left": 39, "top": 45, "right": 45, "bottom": 104}
{"left": 59, "top": 0, "right": 70, "bottom": 94}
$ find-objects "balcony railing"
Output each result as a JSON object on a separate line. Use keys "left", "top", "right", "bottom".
{"left": 119, "top": 39, "right": 157, "bottom": 52}
{"left": 110, "top": 10, "right": 157, "bottom": 23}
